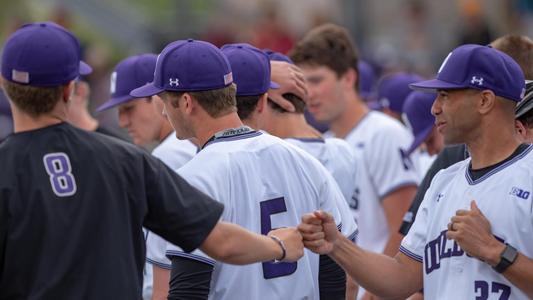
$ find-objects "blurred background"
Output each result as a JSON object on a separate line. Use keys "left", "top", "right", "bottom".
{"left": 0, "top": 0, "right": 532, "bottom": 132}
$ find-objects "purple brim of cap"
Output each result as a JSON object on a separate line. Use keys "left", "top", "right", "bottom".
{"left": 95, "top": 94, "right": 135, "bottom": 112}
{"left": 130, "top": 82, "right": 165, "bottom": 98}
{"left": 409, "top": 79, "right": 466, "bottom": 92}
{"left": 406, "top": 125, "right": 434, "bottom": 155}
{"left": 79, "top": 61, "right": 92, "bottom": 75}
{"left": 270, "top": 81, "right": 280, "bottom": 89}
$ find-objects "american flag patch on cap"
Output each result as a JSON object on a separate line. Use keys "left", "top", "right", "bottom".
{"left": 12, "top": 70, "right": 29, "bottom": 84}
{"left": 224, "top": 72, "right": 233, "bottom": 85}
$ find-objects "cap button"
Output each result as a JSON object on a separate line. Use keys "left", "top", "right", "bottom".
{"left": 187, "top": 39, "right": 194, "bottom": 42}
{"left": 40, "top": 23, "right": 46, "bottom": 27}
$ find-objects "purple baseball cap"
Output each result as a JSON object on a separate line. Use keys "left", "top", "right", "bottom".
{"left": 131, "top": 39, "right": 233, "bottom": 97}
{"left": 221, "top": 43, "right": 279, "bottom": 96}
{"left": 377, "top": 72, "right": 424, "bottom": 113}
{"left": 96, "top": 54, "right": 157, "bottom": 112}
{"left": 410, "top": 44, "right": 525, "bottom": 102}
{"left": 402, "top": 91, "right": 437, "bottom": 155}
{"left": 1, "top": 22, "right": 92, "bottom": 86}
{"left": 264, "top": 49, "right": 294, "bottom": 64}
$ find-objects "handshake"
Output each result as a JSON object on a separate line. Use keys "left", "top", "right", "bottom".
{"left": 268, "top": 211, "right": 339, "bottom": 262}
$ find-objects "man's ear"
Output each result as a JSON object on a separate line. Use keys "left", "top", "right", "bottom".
{"left": 181, "top": 93, "right": 195, "bottom": 115}
{"left": 515, "top": 119, "right": 527, "bottom": 140}
{"left": 63, "top": 81, "right": 76, "bottom": 103}
{"left": 256, "top": 93, "right": 268, "bottom": 114}
{"left": 477, "top": 90, "right": 496, "bottom": 115}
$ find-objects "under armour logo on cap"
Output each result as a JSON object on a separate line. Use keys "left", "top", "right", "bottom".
{"left": 169, "top": 78, "right": 179, "bottom": 87}
{"left": 471, "top": 76, "right": 484, "bottom": 86}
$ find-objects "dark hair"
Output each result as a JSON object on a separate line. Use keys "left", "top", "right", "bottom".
{"left": 289, "top": 23, "right": 359, "bottom": 90}
{"left": 3, "top": 80, "right": 64, "bottom": 117}
{"left": 236, "top": 94, "right": 262, "bottom": 120}
{"left": 166, "top": 84, "right": 237, "bottom": 118}
{"left": 490, "top": 35, "right": 533, "bottom": 79}
{"left": 267, "top": 93, "right": 306, "bottom": 114}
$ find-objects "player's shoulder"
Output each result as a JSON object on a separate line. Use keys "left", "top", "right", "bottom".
{"left": 152, "top": 134, "right": 196, "bottom": 161}
{"left": 430, "top": 157, "right": 469, "bottom": 186}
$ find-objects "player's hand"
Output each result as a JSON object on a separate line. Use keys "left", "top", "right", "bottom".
{"left": 298, "top": 210, "right": 339, "bottom": 254}
{"left": 269, "top": 61, "right": 308, "bottom": 112}
{"left": 268, "top": 227, "right": 304, "bottom": 262}
{"left": 446, "top": 200, "right": 505, "bottom": 265}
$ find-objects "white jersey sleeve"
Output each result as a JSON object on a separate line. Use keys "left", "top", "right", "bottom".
{"left": 367, "top": 123, "right": 419, "bottom": 199}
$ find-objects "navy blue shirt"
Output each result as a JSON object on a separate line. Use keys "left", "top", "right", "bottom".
{"left": 0, "top": 123, "right": 223, "bottom": 299}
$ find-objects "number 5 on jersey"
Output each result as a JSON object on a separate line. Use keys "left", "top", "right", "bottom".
{"left": 43, "top": 152, "right": 77, "bottom": 197}
{"left": 260, "top": 197, "right": 297, "bottom": 279}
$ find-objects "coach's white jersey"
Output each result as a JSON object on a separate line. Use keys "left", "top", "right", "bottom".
{"left": 143, "top": 134, "right": 196, "bottom": 299}
{"left": 166, "top": 130, "right": 344, "bottom": 300}
{"left": 401, "top": 145, "right": 533, "bottom": 300}
{"left": 329, "top": 111, "right": 419, "bottom": 254}
{"left": 285, "top": 137, "right": 358, "bottom": 241}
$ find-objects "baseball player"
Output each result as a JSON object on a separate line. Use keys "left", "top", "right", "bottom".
{"left": 399, "top": 34, "right": 533, "bottom": 237}
{"left": 131, "top": 39, "right": 347, "bottom": 300}
{"left": 0, "top": 22, "right": 304, "bottom": 299}
{"left": 299, "top": 44, "right": 533, "bottom": 299}
{"left": 227, "top": 44, "right": 358, "bottom": 299}
{"left": 95, "top": 53, "right": 198, "bottom": 300}
{"left": 259, "top": 50, "right": 360, "bottom": 298}
{"left": 290, "top": 24, "right": 419, "bottom": 298}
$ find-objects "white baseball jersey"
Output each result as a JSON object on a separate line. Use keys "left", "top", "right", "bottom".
{"left": 143, "top": 134, "right": 196, "bottom": 299}
{"left": 166, "top": 130, "right": 346, "bottom": 300}
{"left": 326, "top": 111, "right": 419, "bottom": 254}
{"left": 401, "top": 145, "right": 533, "bottom": 299}
{"left": 411, "top": 148, "right": 437, "bottom": 179}
{"left": 285, "top": 137, "right": 358, "bottom": 241}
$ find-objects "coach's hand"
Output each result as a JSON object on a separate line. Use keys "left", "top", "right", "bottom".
{"left": 446, "top": 200, "right": 505, "bottom": 265}
{"left": 269, "top": 61, "right": 308, "bottom": 112}
{"left": 298, "top": 211, "right": 339, "bottom": 255}
{"left": 268, "top": 227, "right": 304, "bottom": 262}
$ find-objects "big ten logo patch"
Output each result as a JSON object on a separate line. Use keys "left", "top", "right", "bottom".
{"left": 510, "top": 187, "right": 530, "bottom": 200}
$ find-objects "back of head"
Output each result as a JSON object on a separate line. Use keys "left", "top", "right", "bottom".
{"left": 1, "top": 22, "right": 91, "bottom": 117}
{"left": 264, "top": 50, "right": 306, "bottom": 114}
{"left": 130, "top": 39, "right": 236, "bottom": 118}
{"left": 221, "top": 43, "right": 279, "bottom": 120}
{"left": 490, "top": 35, "right": 533, "bottom": 79}
{"left": 289, "top": 23, "right": 359, "bottom": 89}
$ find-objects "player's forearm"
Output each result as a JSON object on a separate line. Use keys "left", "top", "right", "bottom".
{"left": 329, "top": 233, "right": 421, "bottom": 299}
{"left": 200, "top": 222, "right": 282, "bottom": 265}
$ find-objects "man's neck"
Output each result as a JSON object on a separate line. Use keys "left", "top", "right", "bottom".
{"left": 12, "top": 106, "right": 66, "bottom": 133}
{"left": 268, "top": 112, "right": 322, "bottom": 139}
{"left": 467, "top": 121, "right": 522, "bottom": 169}
{"left": 329, "top": 96, "right": 368, "bottom": 139}
{"left": 196, "top": 111, "right": 245, "bottom": 147}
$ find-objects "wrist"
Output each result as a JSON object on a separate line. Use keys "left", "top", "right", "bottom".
{"left": 485, "top": 240, "right": 506, "bottom": 267}
{"left": 269, "top": 235, "right": 286, "bottom": 262}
